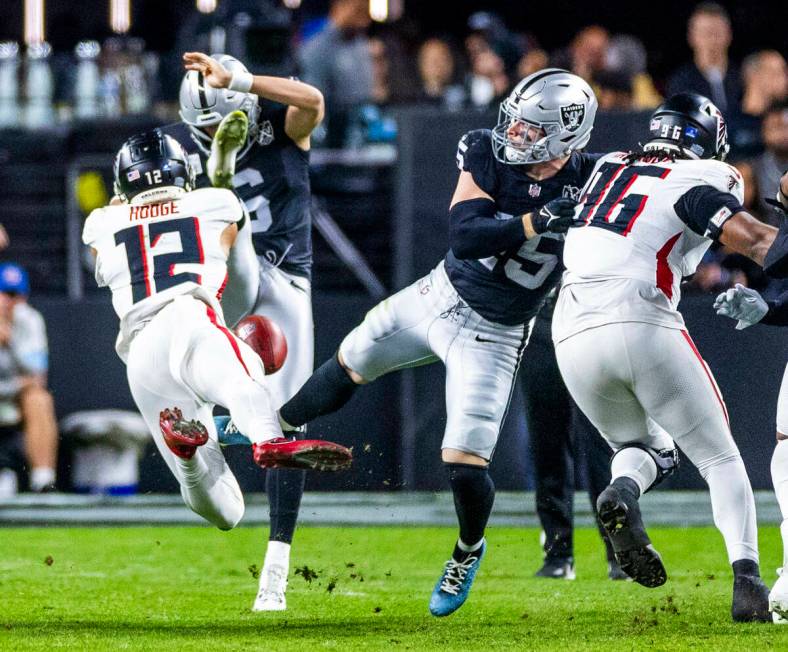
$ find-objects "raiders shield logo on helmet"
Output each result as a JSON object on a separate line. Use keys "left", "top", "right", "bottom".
{"left": 256, "top": 120, "right": 275, "bottom": 146}
{"left": 560, "top": 103, "right": 585, "bottom": 132}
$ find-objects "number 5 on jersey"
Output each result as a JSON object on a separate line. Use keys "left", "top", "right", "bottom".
{"left": 114, "top": 217, "right": 204, "bottom": 303}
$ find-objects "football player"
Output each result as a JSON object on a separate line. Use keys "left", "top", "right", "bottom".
{"left": 223, "top": 69, "right": 602, "bottom": 616}
{"left": 713, "top": 171, "right": 788, "bottom": 623}
{"left": 162, "top": 51, "right": 324, "bottom": 611}
{"left": 552, "top": 93, "right": 786, "bottom": 622}
{"left": 82, "top": 131, "right": 349, "bottom": 541}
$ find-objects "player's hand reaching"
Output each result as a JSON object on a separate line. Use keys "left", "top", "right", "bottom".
{"left": 713, "top": 283, "right": 769, "bottom": 330}
{"left": 183, "top": 52, "right": 232, "bottom": 89}
{"left": 531, "top": 197, "right": 578, "bottom": 235}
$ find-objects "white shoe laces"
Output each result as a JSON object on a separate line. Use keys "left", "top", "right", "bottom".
{"left": 439, "top": 555, "right": 479, "bottom": 596}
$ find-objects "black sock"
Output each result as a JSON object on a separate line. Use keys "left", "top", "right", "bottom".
{"left": 446, "top": 463, "right": 495, "bottom": 561}
{"left": 612, "top": 476, "right": 641, "bottom": 500}
{"left": 732, "top": 559, "right": 761, "bottom": 578}
{"left": 266, "top": 467, "right": 306, "bottom": 545}
{"left": 279, "top": 353, "right": 359, "bottom": 428}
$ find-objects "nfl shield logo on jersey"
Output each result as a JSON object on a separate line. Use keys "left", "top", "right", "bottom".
{"left": 560, "top": 104, "right": 585, "bottom": 132}
{"left": 256, "top": 120, "right": 275, "bottom": 146}
{"left": 528, "top": 183, "right": 541, "bottom": 198}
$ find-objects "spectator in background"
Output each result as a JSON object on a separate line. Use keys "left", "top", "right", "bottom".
{"left": 0, "top": 264, "right": 58, "bottom": 496}
{"left": 554, "top": 26, "right": 609, "bottom": 83}
{"left": 593, "top": 69, "right": 634, "bottom": 111}
{"left": 605, "top": 35, "right": 661, "bottom": 109}
{"left": 730, "top": 51, "right": 788, "bottom": 158}
{"left": 298, "top": 0, "right": 373, "bottom": 146}
{"left": 666, "top": 3, "right": 740, "bottom": 115}
{"left": 415, "top": 38, "right": 465, "bottom": 109}
{"left": 517, "top": 48, "right": 549, "bottom": 79}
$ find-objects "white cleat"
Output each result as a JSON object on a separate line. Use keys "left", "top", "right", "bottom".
{"left": 770, "top": 568, "right": 788, "bottom": 623}
{"left": 252, "top": 564, "right": 288, "bottom": 612}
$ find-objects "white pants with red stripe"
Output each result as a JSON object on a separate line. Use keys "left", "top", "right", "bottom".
{"left": 126, "top": 295, "right": 282, "bottom": 529}
{"left": 555, "top": 321, "right": 759, "bottom": 563}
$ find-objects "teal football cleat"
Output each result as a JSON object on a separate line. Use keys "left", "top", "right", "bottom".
{"left": 214, "top": 416, "right": 251, "bottom": 446}
{"left": 429, "top": 540, "right": 486, "bottom": 617}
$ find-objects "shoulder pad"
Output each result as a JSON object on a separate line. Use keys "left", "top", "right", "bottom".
{"left": 456, "top": 130, "right": 496, "bottom": 195}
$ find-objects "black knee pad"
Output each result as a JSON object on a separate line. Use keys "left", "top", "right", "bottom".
{"left": 611, "top": 444, "right": 679, "bottom": 492}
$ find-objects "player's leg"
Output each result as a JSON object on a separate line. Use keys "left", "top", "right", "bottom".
{"left": 246, "top": 266, "right": 314, "bottom": 612}
{"left": 555, "top": 323, "right": 671, "bottom": 589}
{"left": 768, "top": 364, "right": 788, "bottom": 622}
{"left": 429, "top": 308, "right": 527, "bottom": 617}
{"left": 631, "top": 326, "right": 768, "bottom": 622}
{"left": 521, "top": 315, "right": 575, "bottom": 579}
{"left": 126, "top": 308, "right": 245, "bottom": 530}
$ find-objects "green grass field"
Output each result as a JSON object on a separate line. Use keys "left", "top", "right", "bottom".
{"left": 1, "top": 525, "right": 787, "bottom": 650}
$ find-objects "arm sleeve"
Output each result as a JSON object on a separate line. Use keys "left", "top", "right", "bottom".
{"left": 673, "top": 185, "right": 744, "bottom": 239}
{"left": 449, "top": 198, "right": 526, "bottom": 259}
{"left": 762, "top": 290, "right": 788, "bottom": 326}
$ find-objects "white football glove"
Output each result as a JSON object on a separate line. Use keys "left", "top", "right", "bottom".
{"left": 713, "top": 283, "right": 769, "bottom": 330}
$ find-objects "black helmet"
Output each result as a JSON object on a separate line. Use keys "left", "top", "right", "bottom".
{"left": 644, "top": 93, "right": 730, "bottom": 161}
{"left": 113, "top": 129, "right": 195, "bottom": 202}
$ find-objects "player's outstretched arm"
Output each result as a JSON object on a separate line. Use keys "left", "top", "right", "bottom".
{"left": 718, "top": 211, "right": 777, "bottom": 268}
{"left": 182, "top": 52, "right": 324, "bottom": 146}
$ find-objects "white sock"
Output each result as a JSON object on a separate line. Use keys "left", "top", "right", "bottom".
{"left": 29, "top": 467, "right": 55, "bottom": 491}
{"left": 771, "top": 439, "right": 788, "bottom": 567}
{"left": 700, "top": 453, "right": 759, "bottom": 563}
{"left": 264, "top": 540, "right": 291, "bottom": 570}
{"left": 610, "top": 447, "right": 657, "bottom": 495}
{"left": 458, "top": 537, "right": 484, "bottom": 553}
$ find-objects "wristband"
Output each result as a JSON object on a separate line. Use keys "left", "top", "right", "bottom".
{"left": 228, "top": 70, "right": 253, "bottom": 93}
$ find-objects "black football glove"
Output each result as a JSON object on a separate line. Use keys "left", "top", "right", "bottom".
{"left": 531, "top": 197, "right": 578, "bottom": 235}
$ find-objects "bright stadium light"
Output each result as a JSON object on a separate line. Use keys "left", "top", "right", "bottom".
{"left": 369, "top": 0, "right": 387, "bottom": 22}
{"left": 24, "top": 0, "right": 45, "bottom": 46}
{"left": 110, "top": 0, "right": 131, "bottom": 34}
{"left": 283, "top": 0, "right": 302, "bottom": 9}
{"left": 196, "top": 0, "right": 218, "bottom": 13}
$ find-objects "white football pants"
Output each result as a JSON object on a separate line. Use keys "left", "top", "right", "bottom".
{"left": 555, "top": 320, "right": 759, "bottom": 563}
{"left": 126, "top": 295, "right": 282, "bottom": 530}
{"left": 340, "top": 261, "right": 529, "bottom": 460}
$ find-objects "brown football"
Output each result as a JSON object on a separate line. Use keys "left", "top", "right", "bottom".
{"left": 233, "top": 315, "right": 288, "bottom": 375}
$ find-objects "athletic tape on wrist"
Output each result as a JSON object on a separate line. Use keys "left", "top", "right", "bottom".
{"left": 228, "top": 70, "right": 253, "bottom": 93}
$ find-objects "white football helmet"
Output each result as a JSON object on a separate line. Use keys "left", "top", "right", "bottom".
{"left": 178, "top": 53, "right": 260, "bottom": 157}
{"left": 491, "top": 68, "right": 598, "bottom": 164}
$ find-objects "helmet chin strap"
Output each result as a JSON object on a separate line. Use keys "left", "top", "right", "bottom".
{"left": 130, "top": 186, "right": 187, "bottom": 205}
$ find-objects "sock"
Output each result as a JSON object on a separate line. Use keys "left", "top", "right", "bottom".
{"left": 266, "top": 467, "right": 306, "bottom": 545}
{"left": 611, "top": 475, "right": 641, "bottom": 500}
{"left": 279, "top": 353, "right": 359, "bottom": 428}
{"left": 29, "top": 467, "right": 55, "bottom": 492}
{"left": 264, "top": 540, "right": 291, "bottom": 570}
{"left": 732, "top": 558, "right": 761, "bottom": 578}
{"left": 611, "top": 448, "right": 657, "bottom": 496}
{"left": 445, "top": 463, "right": 495, "bottom": 561}
{"left": 771, "top": 439, "right": 788, "bottom": 567}
{"left": 699, "top": 452, "right": 759, "bottom": 564}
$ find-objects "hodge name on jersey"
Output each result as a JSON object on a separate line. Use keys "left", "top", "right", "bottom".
{"left": 82, "top": 187, "right": 243, "bottom": 360}
{"left": 445, "top": 129, "right": 600, "bottom": 326}
{"left": 161, "top": 99, "right": 312, "bottom": 279}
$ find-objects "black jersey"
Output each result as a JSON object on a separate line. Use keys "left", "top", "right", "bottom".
{"left": 161, "top": 100, "right": 312, "bottom": 279}
{"left": 444, "top": 129, "right": 601, "bottom": 326}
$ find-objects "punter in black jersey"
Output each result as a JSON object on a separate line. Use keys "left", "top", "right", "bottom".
{"left": 167, "top": 51, "right": 324, "bottom": 613}
{"left": 254, "top": 69, "right": 604, "bottom": 616}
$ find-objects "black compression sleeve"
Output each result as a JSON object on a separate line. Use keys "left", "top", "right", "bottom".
{"left": 673, "top": 185, "right": 744, "bottom": 239}
{"left": 762, "top": 291, "right": 788, "bottom": 326}
{"left": 764, "top": 218, "right": 788, "bottom": 279}
{"left": 449, "top": 198, "right": 526, "bottom": 259}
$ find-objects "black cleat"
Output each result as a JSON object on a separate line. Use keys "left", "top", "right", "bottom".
{"left": 596, "top": 482, "right": 667, "bottom": 588}
{"left": 534, "top": 557, "right": 576, "bottom": 580}
{"left": 731, "top": 574, "right": 771, "bottom": 623}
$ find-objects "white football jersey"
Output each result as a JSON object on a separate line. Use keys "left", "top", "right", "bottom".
{"left": 82, "top": 187, "right": 243, "bottom": 358}
{"left": 553, "top": 152, "right": 744, "bottom": 342}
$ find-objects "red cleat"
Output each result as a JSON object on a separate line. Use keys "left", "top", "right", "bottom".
{"left": 253, "top": 437, "right": 353, "bottom": 471}
{"left": 159, "top": 407, "right": 209, "bottom": 460}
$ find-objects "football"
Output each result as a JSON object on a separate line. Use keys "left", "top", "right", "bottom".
{"left": 233, "top": 315, "right": 288, "bottom": 374}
